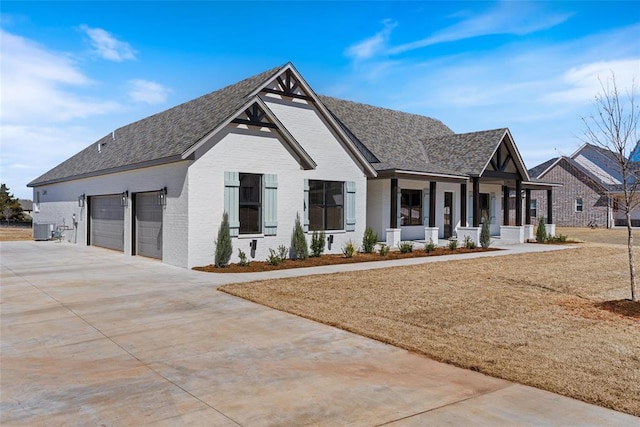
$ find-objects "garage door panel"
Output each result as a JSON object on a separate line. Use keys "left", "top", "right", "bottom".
{"left": 136, "top": 193, "right": 162, "bottom": 259}
{"left": 91, "top": 195, "right": 124, "bottom": 252}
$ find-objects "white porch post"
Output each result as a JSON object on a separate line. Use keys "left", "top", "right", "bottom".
{"left": 424, "top": 227, "right": 439, "bottom": 244}
{"left": 386, "top": 228, "right": 401, "bottom": 248}
{"left": 457, "top": 227, "right": 481, "bottom": 245}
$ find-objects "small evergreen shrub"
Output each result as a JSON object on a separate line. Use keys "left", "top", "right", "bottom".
{"left": 379, "top": 244, "right": 390, "bottom": 256}
{"left": 237, "top": 249, "right": 249, "bottom": 267}
{"left": 361, "top": 226, "right": 378, "bottom": 253}
{"left": 290, "top": 213, "right": 308, "bottom": 260}
{"left": 277, "top": 244, "right": 288, "bottom": 260}
{"left": 448, "top": 237, "right": 458, "bottom": 250}
{"left": 536, "top": 217, "right": 547, "bottom": 243}
{"left": 399, "top": 241, "right": 414, "bottom": 253}
{"left": 425, "top": 239, "right": 437, "bottom": 253}
{"left": 266, "top": 248, "right": 283, "bottom": 266}
{"left": 310, "top": 230, "right": 326, "bottom": 257}
{"left": 342, "top": 240, "right": 357, "bottom": 258}
{"left": 547, "top": 234, "right": 567, "bottom": 243}
{"left": 464, "top": 235, "right": 477, "bottom": 249}
{"left": 214, "top": 212, "right": 233, "bottom": 268}
{"left": 480, "top": 217, "right": 491, "bottom": 249}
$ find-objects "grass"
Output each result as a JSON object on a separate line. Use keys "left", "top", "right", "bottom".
{"left": 0, "top": 227, "right": 32, "bottom": 242}
{"left": 221, "top": 242, "right": 640, "bottom": 416}
{"left": 556, "top": 226, "right": 639, "bottom": 246}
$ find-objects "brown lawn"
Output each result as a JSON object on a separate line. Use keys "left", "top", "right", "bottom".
{"left": 0, "top": 227, "right": 32, "bottom": 242}
{"left": 221, "top": 243, "right": 640, "bottom": 416}
{"left": 556, "top": 226, "right": 639, "bottom": 246}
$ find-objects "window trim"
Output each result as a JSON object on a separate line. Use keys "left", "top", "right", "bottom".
{"left": 575, "top": 197, "right": 583, "bottom": 213}
{"left": 308, "top": 180, "right": 345, "bottom": 231}
{"left": 530, "top": 199, "right": 537, "bottom": 218}
{"left": 239, "top": 173, "right": 262, "bottom": 235}
{"left": 400, "top": 188, "right": 423, "bottom": 226}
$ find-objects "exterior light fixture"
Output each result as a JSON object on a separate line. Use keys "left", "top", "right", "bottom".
{"left": 121, "top": 191, "right": 128, "bottom": 207}
{"left": 78, "top": 194, "right": 85, "bottom": 208}
{"left": 157, "top": 187, "right": 167, "bottom": 206}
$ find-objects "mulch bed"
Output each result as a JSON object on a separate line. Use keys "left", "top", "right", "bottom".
{"left": 596, "top": 299, "right": 640, "bottom": 319}
{"left": 194, "top": 247, "right": 498, "bottom": 273}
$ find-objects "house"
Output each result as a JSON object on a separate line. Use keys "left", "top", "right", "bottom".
{"left": 529, "top": 143, "right": 640, "bottom": 228}
{"left": 29, "top": 62, "right": 555, "bottom": 268}
{"left": 18, "top": 199, "right": 33, "bottom": 220}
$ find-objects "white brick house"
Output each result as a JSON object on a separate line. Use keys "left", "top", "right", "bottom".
{"left": 29, "top": 62, "right": 554, "bottom": 268}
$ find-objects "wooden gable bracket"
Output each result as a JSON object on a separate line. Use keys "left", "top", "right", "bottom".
{"left": 231, "top": 103, "right": 278, "bottom": 129}
{"left": 262, "top": 69, "right": 315, "bottom": 101}
{"left": 489, "top": 143, "right": 513, "bottom": 172}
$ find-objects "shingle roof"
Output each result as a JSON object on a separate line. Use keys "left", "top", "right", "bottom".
{"left": 319, "top": 96, "right": 460, "bottom": 174}
{"left": 29, "top": 64, "right": 286, "bottom": 186}
{"left": 419, "top": 128, "right": 510, "bottom": 176}
{"left": 30, "top": 63, "right": 525, "bottom": 186}
{"left": 528, "top": 157, "right": 558, "bottom": 179}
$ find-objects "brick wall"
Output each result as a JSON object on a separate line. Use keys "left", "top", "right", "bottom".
{"left": 531, "top": 159, "right": 609, "bottom": 228}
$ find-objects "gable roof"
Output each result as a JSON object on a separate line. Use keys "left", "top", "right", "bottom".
{"left": 320, "top": 96, "right": 530, "bottom": 179}
{"left": 29, "top": 65, "right": 286, "bottom": 186}
{"left": 319, "top": 96, "right": 459, "bottom": 175}
{"left": 528, "top": 157, "right": 558, "bottom": 179}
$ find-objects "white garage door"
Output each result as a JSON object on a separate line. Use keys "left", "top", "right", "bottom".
{"left": 135, "top": 192, "right": 162, "bottom": 259}
{"left": 90, "top": 195, "right": 125, "bottom": 252}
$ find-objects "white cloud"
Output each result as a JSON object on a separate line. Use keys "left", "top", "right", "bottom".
{"left": 390, "top": 2, "right": 571, "bottom": 54}
{"left": 128, "top": 79, "right": 171, "bottom": 104}
{"left": 345, "top": 19, "right": 397, "bottom": 60}
{"left": 79, "top": 24, "right": 136, "bottom": 62}
{"left": 0, "top": 29, "right": 121, "bottom": 124}
{"left": 543, "top": 59, "right": 640, "bottom": 104}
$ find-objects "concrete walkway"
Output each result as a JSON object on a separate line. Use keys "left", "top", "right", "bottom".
{"left": 1, "top": 241, "right": 637, "bottom": 426}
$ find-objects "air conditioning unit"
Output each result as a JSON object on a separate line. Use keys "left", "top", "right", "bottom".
{"left": 34, "top": 223, "right": 53, "bottom": 241}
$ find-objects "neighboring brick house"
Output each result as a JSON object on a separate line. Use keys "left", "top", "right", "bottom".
{"left": 529, "top": 143, "right": 640, "bottom": 228}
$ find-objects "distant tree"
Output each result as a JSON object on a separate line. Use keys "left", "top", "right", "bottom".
{"left": 0, "top": 184, "right": 26, "bottom": 222}
{"left": 581, "top": 73, "right": 639, "bottom": 302}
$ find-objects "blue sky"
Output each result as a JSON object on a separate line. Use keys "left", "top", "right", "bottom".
{"left": 1, "top": 1, "right": 639, "bottom": 199}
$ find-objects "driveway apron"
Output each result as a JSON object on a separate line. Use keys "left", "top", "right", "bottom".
{"left": 1, "top": 241, "right": 637, "bottom": 426}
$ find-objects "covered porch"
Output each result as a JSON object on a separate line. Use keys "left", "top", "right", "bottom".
{"left": 373, "top": 130, "right": 558, "bottom": 247}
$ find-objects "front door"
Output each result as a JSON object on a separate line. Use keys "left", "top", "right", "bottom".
{"left": 444, "top": 192, "right": 453, "bottom": 239}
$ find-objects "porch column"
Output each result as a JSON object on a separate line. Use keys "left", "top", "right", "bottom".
{"left": 503, "top": 185, "right": 510, "bottom": 225}
{"left": 525, "top": 188, "right": 531, "bottom": 225}
{"left": 390, "top": 178, "right": 398, "bottom": 228}
{"left": 547, "top": 188, "right": 553, "bottom": 224}
{"left": 473, "top": 177, "right": 480, "bottom": 227}
{"left": 460, "top": 183, "right": 467, "bottom": 227}
{"left": 515, "top": 180, "right": 522, "bottom": 227}
{"left": 429, "top": 181, "right": 437, "bottom": 228}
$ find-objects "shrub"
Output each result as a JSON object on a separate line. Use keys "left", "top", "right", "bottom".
{"left": 310, "top": 230, "right": 326, "bottom": 257}
{"left": 448, "top": 237, "right": 458, "bottom": 250}
{"left": 214, "top": 212, "right": 233, "bottom": 268}
{"left": 547, "top": 234, "right": 567, "bottom": 243}
{"left": 290, "top": 213, "right": 308, "bottom": 260}
{"left": 379, "top": 244, "right": 389, "bottom": 256}
{"left": 342, "top": 240, "right": 357, "bottom": 258}
{"left": 536, "top": 217, "right": 547, "bottom": 243}
{"left": 464, "top": 235, "right": 477, "bottom": 249}
{"left": 399, "top": 241, "right": 414, "bottom": 253}
{"left": 277, "top": 244, "right": 288, "bottom": 260}
{"left": 480, "top": 217, "right": 491, "bottom": 249}
{"left": 361, "top": 226, "right": 378, "bottom": 253}
{"left": 425, "top": 239, "right": 437, "bottom": 253}
{"left": 237, "top": 249, "right": 249, "bottom": 267}
{"left": 266, "top": 248, "right": 283, "bottom": 266}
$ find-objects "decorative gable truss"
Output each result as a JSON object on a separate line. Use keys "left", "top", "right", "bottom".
{"left": 261, "top": 68, "right": 314, "bottom": 101}
{"left": 482, "top": 131, "right": 530, "bottom": 181}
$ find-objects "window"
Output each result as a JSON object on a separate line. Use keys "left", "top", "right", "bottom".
{"left": 613, "top": 198, "right": 620, "bottom": 211}
{"left": 401, "top": 189, "right": 422, "bottom": 225}
{"left": 480, "top": 193, "right": 490, "bottom": 223}
{"left": 239, "top": 173, "right": 261, "bottom": 234}
{"left": 575, "top": 197, "right": 583, "bottom": 213}
{"left": 530, "top": 199, "right": 537, "bottom": 218}
{"left": 309, "top": 180, "right": 344, "bottom": 230}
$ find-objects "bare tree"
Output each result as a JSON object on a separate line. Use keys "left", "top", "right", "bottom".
{"left": 581, "top": 73, "right": 639, "bottom": 302}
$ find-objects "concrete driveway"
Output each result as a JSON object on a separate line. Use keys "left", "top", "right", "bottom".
{"left": 1, "top": 241, "right": 637, "bottom": 426}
